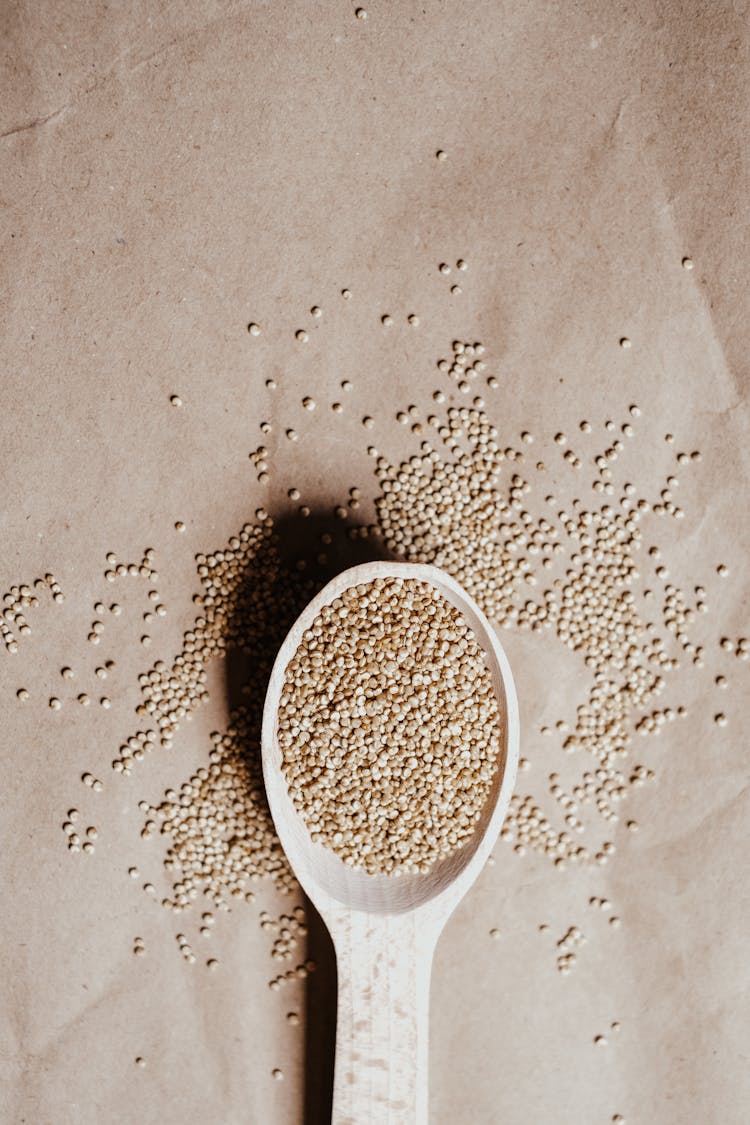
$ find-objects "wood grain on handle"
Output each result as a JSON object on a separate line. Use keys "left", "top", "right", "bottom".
{"left": 330, "top": 908, "right": 437, "bottom": 1125}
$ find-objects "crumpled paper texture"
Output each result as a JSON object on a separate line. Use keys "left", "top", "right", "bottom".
{"left": 1, "top": 3, "right": 748, "bottom": 1123}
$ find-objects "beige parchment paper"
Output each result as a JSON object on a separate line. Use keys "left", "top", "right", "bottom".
{"left": 1, "top": 3, "right": 748, "bottom": 1123}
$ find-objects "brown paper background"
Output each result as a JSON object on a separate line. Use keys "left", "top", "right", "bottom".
{"left": 2, "top": 3, "right": 748, "bottom": 1123}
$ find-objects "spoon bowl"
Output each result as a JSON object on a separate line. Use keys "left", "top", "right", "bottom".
{"left": 261, "top": 561, "right": 519, "bottom": 1123}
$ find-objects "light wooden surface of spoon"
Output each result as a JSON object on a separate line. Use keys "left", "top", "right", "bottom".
{"left": 261, "top": 561, "right": 519, "bottom": 1124}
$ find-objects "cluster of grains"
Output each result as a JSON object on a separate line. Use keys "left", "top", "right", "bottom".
{"left": 277, "top": 576, "right": 502, "bottom": 875}
{"left": 113, "top": 730, "right": 158, "bottom": 774}
{"left": 435, "top": 337, "right": 486, "bottom": 394}
{"left": 589, "top": 894, "right": 619, "bottom": 928}
{"left": 61, "top": 809, "right": 98, "bottom": 854}
{"left": 720, "top": 635, "right": 749, "bottom": 662}
{"left": 148, "top": 720, "right": 296, "bottom": 912}
{"left": 634, "top": 704, "right": 686, "bottom": 736}
{"left": 501, "top": 792, "right": 586, "bottom": 866}
{"left": 249, "top": 444, "right": 271, "bottom": 485}
{"left": 268, "top": 957, "right": 317, "bottom": 993}
{"left": 142, "top": 589, "right": 167, "bottom": 627}
{"left": 2, "top": 574, "right": 62, "bottom": 653}
{"left": 555, "top": 925, "right": 586, "bottom": 975}
{"left": 82, "top": 771, "right": 104, "bottom": 792}
{"left": 370, "top": 338, "right": 720, "bottom": 865}
{"left": 103, "top": 549, "right": 157, "bottom": 584}
{"left": 199, "top": 910, "right": 217, "bottom": 936}
{"left": 106, "top": 513, "right": 336, "bottom": 954}
{"left": 176, "top": 933, "right": 196, "bottom": 964}
{"left": 434, "top": 260, "right": 468, "bottom": 296}
{"left": 113, "top": 514, "right": 312, "bottom": 773}
{"left": 262, "top": 907, "right": 316, "bottom": 991}
{"left": 43, "top": 663, "right": 102, "bottom": 712}
{"left": 262, "top": 906, "right": 308, "bottom": 962}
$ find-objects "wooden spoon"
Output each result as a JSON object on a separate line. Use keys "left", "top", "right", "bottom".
{"left": 261, "top": 561, "right": 519, "bottom": 1124}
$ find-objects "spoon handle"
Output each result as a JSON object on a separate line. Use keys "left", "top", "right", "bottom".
{"left": 330, "top": 909, "right": 436, "bottom": 1125}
